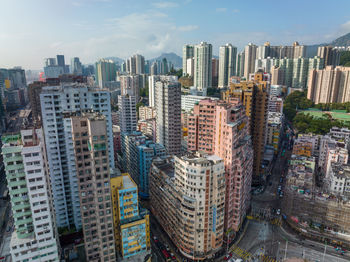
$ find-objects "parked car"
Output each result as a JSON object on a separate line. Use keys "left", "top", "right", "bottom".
{"left": 170, "top": 253, "right": 176, "bottom": 260}
{"left": 276, "top": 209, "right": 281, "bottom": 215}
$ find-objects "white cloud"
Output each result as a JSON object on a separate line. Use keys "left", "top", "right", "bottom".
{"left": 152, "top": 1, "right": 178, "bottom": 8}
{"left": 177, "top": 25, "right": 199, "bottom": 32}
{"left": 233, "top": 9, "right": 240, "bottom": 13}
{"left": 50, "top": 42, "right": 63, "bottom": 49}
{"left": 216, "top": 7, "right": 227, "bottom": 12}
{"left": 340, "top": 20, "right": 350, "bottom": 34}
{"left": 51, "top": 10, "right": 189, "bottom": 64}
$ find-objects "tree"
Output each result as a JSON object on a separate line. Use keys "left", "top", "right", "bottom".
{"left": 283, "top": 91, "right": 313, "bottom": 121}
{"left": 340, "top": 51, "right": 350, "bottom": 66}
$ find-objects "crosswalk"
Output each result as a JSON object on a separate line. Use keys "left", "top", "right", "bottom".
{"left": 270, "top": 218, "right": 282, "bottom": 226}
{"left": 231, "top": 245, "right": 252, "bottom": 260}
{"left": 258, "top": 254, "right": 277, "bottom": 262}
{"left": 230, "top": 245, "right": 278, "bottom": 262}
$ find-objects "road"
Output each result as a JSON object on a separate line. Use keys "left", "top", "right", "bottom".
{"left": 233, "top": 133, "right": 350, "bottom": 262}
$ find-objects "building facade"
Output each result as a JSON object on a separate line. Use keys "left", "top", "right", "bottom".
{"left": 40, "top": 83, "right": 114, "bottom": 229}
{"left": 111, "top": 173, "right": 150, "bottom": 259}
{"left": 2, "top": 129, "right": 60, "bottom": 262}
{"left": 69, "top": 112, "right": 116, "bottom": 262}
{"left": 307, "top": 66, "right": 350, "bottom": 104}
{"left": 95, "top": 59, "right": 117, "bottom": 88}
{"left": 148, "top": 75, "right": 178, "bottom": 107}
{"left": 155, "top": 79, "right": 181, "bottom": 155}
{"left": 193, "top": 42, "right": 212, "bottom": 95}
{"left": 222, "top": 73, "right": 269, "bottom": 182}
{"left": 187, "top": 99, "right": 253, "bottom": 241}
{"left": 218, "top": 44, "right": 237, "bottom": 89}
{"left": 121, "top": 131, "right": 166, "bottom": 198}
{"left": 150, "top": 153, "right": 225, "bottom": 260}
{"left": 118, "top": 95, "right": 137, "bottom": 134}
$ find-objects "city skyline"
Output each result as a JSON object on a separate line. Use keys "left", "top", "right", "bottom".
{"left": 1, "top": 0, "right": 350, "bottom": 69}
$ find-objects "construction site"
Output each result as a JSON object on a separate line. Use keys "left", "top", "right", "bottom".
{"left": 282, "top": 177, "right": 350, "bottom": 247}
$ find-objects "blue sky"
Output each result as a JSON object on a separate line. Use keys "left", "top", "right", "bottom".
{"left": 1, "top": 0, "right": 350, "bottom": 69}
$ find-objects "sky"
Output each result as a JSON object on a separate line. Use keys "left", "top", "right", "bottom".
{"left": 1, "top": 0, "right": 350, "bottom": 70}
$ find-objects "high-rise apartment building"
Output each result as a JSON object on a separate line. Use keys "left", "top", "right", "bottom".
{"left": 118, "top": 95, "right": 137, "bottom": 133}
{"left": 270, "top": 66, "right": 285, "bottom": 85}
{"left": 40, "top": 83, "right": 114, "bottom": 229}
{"left": 150, "top": 62, "right": 157, "bottom": 76}
{"left": 187, "top": 99, "right": 253, "bottom": 242}
{"left": 70, "top": 57, "right": 83, "bottom": 75}
{"left": 244, "top": 43, "right": 257, "bottom": 79}
{"left": 148, "top": 75, "right": 178, "bottom": 107}
{"left": 182, "top": 44, "right": 194, "bottom": 76}
{"left": 307, "top": 66, "right": 350, "bottom": 104}
{"left": 150, "top": 153, "right": 226, "bottom": 260}
{"left": 95, "top": 59, "right": 117, "bottom": 88}
{"left": 194, "top": 42, "right": 212, "bottom": 95}
{"left": 317, "top": 46, "right": 341, "bottom": 67}
{"left": 218, "top": 43, "right": 237, "bottom": 89}
{"left": 155, "top": 79, "right": 181, "bottom": 155}
{"left": 212, "top": 57, "right": 219, "bottom": 87}
{"left": 292, "top": 57, "right": 309, "bottom": 89}
{"left": 254, "top": 57, "right": 279, "bottom": 74}
{"left": 69, "top": 112, "right": 116, "bottom": 262}
{"left": 138, "top": 106, "right": 155, "bottom": 120}
{"left": 121, "top": 131, "right": 166, "bottom": 198}
{"left": 127, "top": 54, "right": 145, "bottom": 74}
{"left": 120, "top": 75, "right": 144, "bottom": 103}
{"left": 111, "top": 173, "right": 150, "bottom": 259}
{"left": 44, "top": 55, "right": 67, "bottom": 78}
{"left": 222, "top": 72, "right": 269, "bottom": 182}
{"left": 236, "top": 51, "right": 245, "bottom": 77}
{"left": 2, "top": 129, "right": 60, "bottom": 262}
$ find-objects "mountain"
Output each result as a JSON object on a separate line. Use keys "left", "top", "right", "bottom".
{"left": 149, "top": 52, "right": 182, "bottom": 68}
{"left": 306, "top": 32, "right": 350, "bottom": 57}
{"left": 330, "top": 32, "right": 350, "bottom": 47}
{"left": 104, "top": 56, "right": 124, "bottom": 65}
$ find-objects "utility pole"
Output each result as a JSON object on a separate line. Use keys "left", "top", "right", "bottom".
{"left": 284, "top": 240, "right": 288, "bottom": 260}
{"left": 322, "top": 242, "right": 327, "bottom": 262}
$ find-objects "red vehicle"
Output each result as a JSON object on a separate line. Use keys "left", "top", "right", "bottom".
{"left": 224, "top": 253, "right": 232, "bottom": 260}
{"left": 170, "top": 253, "right": 176, "bottom": 260}
{"left": 153, "top": 236, "right": 159, "bottom": 243}
{"left": 162, "top": 249, "right": 170, "bottom": 259}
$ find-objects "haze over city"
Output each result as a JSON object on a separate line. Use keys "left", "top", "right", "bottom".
{"left": 1, "top": 0, "right": 350, "bottom": 69}
{"left": 2, "top": 1, "right": 350, "bottom": 262}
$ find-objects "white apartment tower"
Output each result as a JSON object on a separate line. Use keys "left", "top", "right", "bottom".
{"left": 182, "top": 44, "right": 194, "bottom": 76}
{"left": 244, "top": 43, "right": 257, "bottom": 79}
{"left": 155, "top": 80, "right": 181, "bottom": 155}
{"left": 2, "top": 129, "right": 60, "bottom": 262}
{"left": 40, "top": 83, "right": 114, "bottom": 229}
{"left": 194, "top": 42, "right": 212, "bottom": 95}
{"left": 120, "top": 75, "right": 142, "bottom": 103}
{"left": 218, "top": 43, "right": 237, "bottom": 88}
{"left": 127, "top": 54, "right": 145, "bottom": 74}
{"left": 174, "top": 153, "right": 225, "bottom": 258}
{"left": 148, "top": 75, "right": 178, "bottom": 107}
{"left": 118, "top": 95, "right": 137, "bottom": 133}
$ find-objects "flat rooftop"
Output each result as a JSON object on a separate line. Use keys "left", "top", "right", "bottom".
{"left": 122, "top": 174, "right": 136, "bottom": 189}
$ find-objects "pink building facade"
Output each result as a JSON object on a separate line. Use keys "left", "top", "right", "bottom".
{"left": 187, "top": 99, "right": 253, "bottom": 242}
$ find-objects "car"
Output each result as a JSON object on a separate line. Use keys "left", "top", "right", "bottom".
{"left": 224, "top": 253, "right": 232, "bottom": 260}
{"left": 276, "top": 209, "right": 281, "bottom": 215}
{"left": 170, "top": 253, "right": 176, "bottom": 260}
{"left": 279, "top": 192, "right": 284, "bottom": 198}
{"left": 153, "top": 236, "right": 159, "bottom": 243}
{"left": 162, "top": 250, "right": 170, "bottom": 259}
